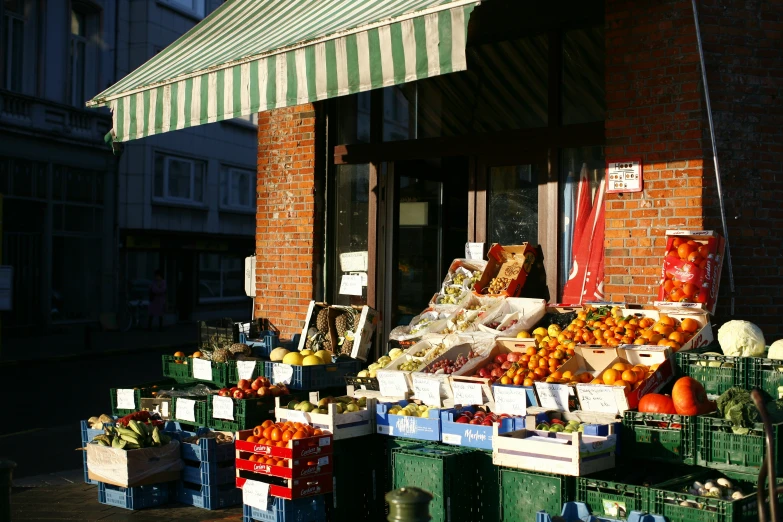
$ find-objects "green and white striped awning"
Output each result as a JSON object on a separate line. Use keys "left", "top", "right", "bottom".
{"left": 87, "top": 0, "right": 479, "bottom": 142}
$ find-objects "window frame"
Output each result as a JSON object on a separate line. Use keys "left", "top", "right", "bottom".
{"left": 197, "top": 253, "right": 246, "bottom": 304}
{"left": 157, "top": 0, "right": 206, "bottom": 20}
{"left": 69, "top": 9, "right": 88, "bottom": 107}
{"left": 3, "top": 2, "right": 25, "bottom": 92}
{"left": 219, "top": 164, "right": 255, "bottom": 212}
{"left": 153, "top": 153, "right": 206, "bottom": 206}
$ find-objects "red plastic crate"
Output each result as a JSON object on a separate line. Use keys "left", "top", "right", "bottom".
{"left": 236, "top": 473, "right": 333, "bottom": 500}
{"left": 235, "top": 430, "right": 333, "bottom": 459}
{"left": 235, "top": 454, "right": 333, "bottom": 479}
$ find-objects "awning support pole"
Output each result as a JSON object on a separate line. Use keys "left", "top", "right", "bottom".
{"left": 691, "top": 0, "right": 736, "bottom": 315}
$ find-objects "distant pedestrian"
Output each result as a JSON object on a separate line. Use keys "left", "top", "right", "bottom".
{"left": 148, "top": 269, "right": 167, "bottom": 331}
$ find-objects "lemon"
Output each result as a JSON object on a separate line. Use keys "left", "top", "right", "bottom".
{"left": 282, "top": 352, "right": 303, "bottom": 365}
{"left": 516, "top": 330, "right": 531, "bottom": 338}
{"left": 533, "top": 327, "right": 548, "bottom": 337}
{"left": 314, "top": 350, "right": 332, "bottom": 364}
{"left": 300, "top": 349, "right": 314, "bottom": 356}
{"left": 302, "top": 355, "right": 324, "bottom": 366}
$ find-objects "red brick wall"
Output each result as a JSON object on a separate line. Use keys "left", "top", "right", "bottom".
{"left": 255, "top": 104, "right": 317, "bottom": 338}
{"left": 603, "top": 0, "right": 707, "bottom": 304}
{"left": 697, "top": 0, "right": 783, "bottom": 336}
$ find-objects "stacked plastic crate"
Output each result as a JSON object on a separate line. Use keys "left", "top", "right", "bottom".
{"left": 176, "top": 428, "right": 242, "bottom": 510}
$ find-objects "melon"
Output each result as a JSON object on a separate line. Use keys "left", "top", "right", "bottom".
{"left": 270, "top": 347, "right": 290, "bottom": 362}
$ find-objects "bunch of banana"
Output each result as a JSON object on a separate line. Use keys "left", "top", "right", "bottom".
{"left": 92, "top": 420, "right": 171, "bottom": 450}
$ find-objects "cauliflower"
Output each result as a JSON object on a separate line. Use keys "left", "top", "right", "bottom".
{"left": 718, "top": 320, "right": 766, "bottom": 357}
{"left": 768, "top": 339, "right": 783, "bottom": 361}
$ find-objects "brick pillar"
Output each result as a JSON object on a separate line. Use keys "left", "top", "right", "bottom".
{"left": 603, "top": 0, "right": 707, "bottom": 304}
{"left": 255, "top": 104, "right": 317, "bottom": 338}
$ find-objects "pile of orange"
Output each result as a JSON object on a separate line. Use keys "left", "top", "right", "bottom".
{"left": 662, "top": 238, "right": 711, "bottom": 304}
{"left": 589, "top": 362, "right": 660, "bottom": 395}
{"left": 242, "top": 420, "right": 324, "bottom": 448}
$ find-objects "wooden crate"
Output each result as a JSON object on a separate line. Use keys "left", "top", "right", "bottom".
{"left": 273, "top": 395, "right": 376, "bottom": 440}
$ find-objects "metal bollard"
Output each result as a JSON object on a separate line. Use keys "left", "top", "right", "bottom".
{"left": 0, "top": 459, "right": 16, "bottom": 522}
{"left": 386, "top": 487, "right": 433, "bottom": 522}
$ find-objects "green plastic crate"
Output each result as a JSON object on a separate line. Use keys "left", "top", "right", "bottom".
{"left": 697, "top": 413, "right": 783, "bottom": 475}
{"left": 622, "top": 410, "right": 697, "bottom": 465}
{"left": 161, "top": 355, "right": 195, "bottom": 383}
{"left": 748, "top": 356, "right": 783, "bottom": 400}
{"left": 328, "top": 435, "right": 384, "bottom": 522}
{"left": 109, "top": 379, "right": 184, "bottom": 416}
{"left": 392, "top": 444, "right": 482, "bottom": 522}
{"left": 676, "top": 350, "right": 747, "bottom": 398}
{"left": 205, "top": 395, "right": 277, "bottom": 431}
{"left": 382, "top": 437, "right": 427, "bottom": 493}
{"left": 475, "top": 450, "right": 501, "bottom": 522}
{"left": 227, "top": 360, "right": 265, "bottom": 384}
{"left": 170, "top": 397, "right": 207, "bottom": 427}
{"left": 187, "top": 359, "right": 230, "bottom": 388}
{"left": 649, "top": 469, "right": 774, "bottom": 522}
{"left": 500, "top": 467, "right": 574, "bottom": 522}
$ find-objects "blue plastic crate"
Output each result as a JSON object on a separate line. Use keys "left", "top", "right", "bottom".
{"left": 243, "top": 496, "right": 326, "bottom": 522}
{"left": 245, "top": 331, "right": 281, "bottom": 358}
{"left": 182, "top": 459, "right": 236, "bottom": 486}
{"left": 375, "top": 401, "right": 444, "bottom": 441}
{"left": 97, "top": 482, "right": 171, "bottom": 510}
{"left": 177, "top": 481, "right": 242, "bottom": 510}
{"left": 440, "top": 407, "right": 523, "bottom": 450}
{"left": 178, "top": 428, "right": 236, "bottom": 463}
{"left": 80, "top": 419, "right": 115, "bottom": 485}
{"left": 266, "top": 358, "right": 362, "bottom": 390}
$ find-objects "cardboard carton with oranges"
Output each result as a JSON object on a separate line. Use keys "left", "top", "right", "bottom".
{"left": 655, "top": 230, "right": 725, "bottom": 315}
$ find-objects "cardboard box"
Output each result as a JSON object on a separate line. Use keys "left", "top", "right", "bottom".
{"left": 429, "top": 258, "right": 488, "bottom": 306}
{"left": 575, "top": 345, "right": 674, "bottom": 414}
{"left": 473, "top": 244, "right": 540, "bottom": 297}
{"left": 492, "top": 423, "right": 617, "bottom": 476}
{"left": 86, "top": 440, "right": 183, "bottom": 487}
{"left": 655, "top": 230, "right": 725, "bottom": 315}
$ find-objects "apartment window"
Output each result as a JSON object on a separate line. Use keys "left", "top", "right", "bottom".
{"left": 69, "top": 8, "right": 88, "bottom": 106}
{"left": 161, "top": 0, "right": 205, "bottom": 18}
{"left": 3, "top": 0, "right": 24, "bottom": 92}
{"left": 198, "top": 253, "right": 245, "bottom": 302}
{"left": 220, "top": 166, "right": 254, "bottom": 210}
{"left": 154, "top": 153, "right": 205, "bottom": 204}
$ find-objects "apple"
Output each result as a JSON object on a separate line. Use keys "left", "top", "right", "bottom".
{"left": 269, "top": 386, "right": 282, "bottom": 397}
{"left": 482, "top": 419, "right": 493, "bottom": 426}
{"left": 257, "top": 387, "right": 269, "bottom": 397}
{"left": 233, "top": 389, "right": 245, "bottom": 399}
{"left": 230, "top": 387, "right": 239, "bottom": 394}
{"left": 455, "top": 416, "right": 469, "bottom": 424}
{"left": 238, "top": 379, "right": 251, "bottom": 390}
{"left": 507, "top": 353, "right": 521, "bottom": 363}
{"left": 491, "top": 368, "right": 504, "bottom": 378}
{"left": 251, "top": 378, "right": 264, "bottom": 390}
{"left": 462, "top": 411, "right": 474, "bottom": 419}
{"left": 501, "top": 361, "right": 513, "bottom": 370}
{"left": 495, "top": 354, "right": 508, "bottom": 365}
{"left": 474, "top": 411, "right": 486, "bottom": 417}
{"left": 469, "top": 418, "right": 482, "bottom": 425}
{"left": 244, "top": 389, "right": 257, "bottom": 398}
{"left": 218, "top": 388, "right": 231, "bottom": 397}
{"left": 485, "top": 363, "right": 497, "bottom": 371}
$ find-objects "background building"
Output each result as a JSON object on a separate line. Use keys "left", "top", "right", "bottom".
{"left": 0, "top": 0, "right": 255, "bottom": 336}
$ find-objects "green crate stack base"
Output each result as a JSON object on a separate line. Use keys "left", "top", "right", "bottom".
{"left": 748, "top": 356, "right": 783, "bottom": 400}
{"left": 622, "top": 411, "right": 696, "bottom": 465}
{"left": 676, "top": 351, "right": 748, "bottom": 397}
{"left": 381, "top": 436, "right": 427, "bottom": 494}
{"left": 500, "top": 467, "right": 574, "bottom": 522}
{"left": 226, "top": 360, "right": 265, "bottom": 384}
{"left": 474, "top": 450, "right": 501, "bottom": 522}
{"left": 697, "top": 414, "right": 783, "bottom": 475}
{"left": 327, "top": 435, "right": 384, "bottom": 522}
{"left": 649, "top": 469, "right": 772, "bottom": 522}
{"left": 206, "top": 396, "right": 276, "bottom": 431}
{"left": 170, "top": 397, "right": 208, "bottom": 426}
{"left": 392, "top": 444, "right": 483, "bottom": 522}
{"left": 161, "top": 355, "right": 195, "bottom": 383}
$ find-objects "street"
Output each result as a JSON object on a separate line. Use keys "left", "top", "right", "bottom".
{"left": 1, "top": 349, "right": 168, "bottom": 479}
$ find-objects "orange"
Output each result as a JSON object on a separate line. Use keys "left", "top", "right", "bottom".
{"left": 669, "top": 331, "right": 687, "bottom": 344}
{"left": 262, "top": 426, "right": 274, "bottom": 439}
{"left": 282, "top": 430, "right": 294, "bottom": 442}
{"left": 276, "top": 440, "right": 287, "bottom": 447}
{"left": 261, "top": 420, "right": 275, "bottom": 428}
{"left": 658, "top": 315, "right": 676, "bottom": 327}
{"left": 252, "top": 425, "right": 264, "bottom": 437}
{"left": 270, "top": 428, "right": 283, "bottom": 442}
{"left": 526, "top": 346, "right": 537, "bottom": 356}
{"left": 292, "top": 430, "right": 307, "bottom": 440}
{"left": 670, "top": 288, "right": 686, "bottom": 301}
{"left": 682, "top": 283, "right": 699, "bottom": 298}
{"left": 653, "top": 323, "right": 674, "bottom": 336}
{"left": 513, "top": 375, "right": 524, "bottom": 385}
{"left": 500, "top": 375, "right": 512, "bottom": 384}
{"left": 613, "top": 380, "right": 631, "bottom": 394}
{"left": 246, "top": 436, "right": 259, "bottom": 443}
{"left": 667, "top": 249, "right": 679, "bottom": 258}
{"left": 313, "top": 429, "right": 323, "bottom": 435}
{"left": 523, "top": 378, "right": 534, "bottom": 386}
{"left": 550, "top": 371, "right": 563, "bottom": 380}
{"left": 590, "top": 378, "right": 604, "bottom": 385}
{"left": 602, "top": 368, "right": 620, "bottom": 385}
{"left": 680, "top": 318, "right": 699, "bottom": 333}
{"left": 621, "top": 370, "right": 638, "bottom": 383}
{"left": 677, "top": 243, "right": 696, "bottom": 259}
{"left": 687, "top": 251, "right": 702, "bottom": 264}
{"left": 665, "top": 340, "right": 681, "bottom": 352}
{"left": 612, "top": 362, "right": 631, "bottom": 372}
{"left": 581, "top": 373, "right": 593, "bottom": 383}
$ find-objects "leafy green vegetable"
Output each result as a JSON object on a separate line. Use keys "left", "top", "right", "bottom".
{"left": 716, "top": 387, "right": 783, "bottom": 434}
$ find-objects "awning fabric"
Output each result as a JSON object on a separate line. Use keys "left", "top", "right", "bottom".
{"left": 87, "top": 0, "right": 479, "bottom": 142}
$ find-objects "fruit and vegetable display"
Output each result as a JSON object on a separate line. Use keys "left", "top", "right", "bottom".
{"left": 240, "top": 420, "right": 328, "bottom": 447}
{"left": 181, "top": 431, "right": 234, "bottom": 445}
{"left": 658, "top": 235, "right": 721, "bottom": 306}
{"left": 217, "top": 376, "right": 289, "bottom": 399}
{"left": 273, "top": 348, "right": 333, "bottom": 366}
{"left": 357, "top": 348, "right": 404, "bottom": 377}
{"left": 91, "top": 420, "right": 171, "bottom": 449}
{"left": 533, "top": 417, "right": 591, "bottom": 434}
{"left": 583, "top": 362, "right": 657, "bottom": 394}
{"left": 283, "top": 395, "right": 367, "bottom": 414}
{"left": 715, "top": 387, "right": 783, "bottom": 433}
{"left": 664, "top": 477, "right": 745, "bottom": 507}
{"left": 386, "top": 402, "right": 438, "bottom": 418}
{"left": 452, "top": 409, "right": 514, "bottom": 426}
{"left": 434, "top": 267, "right": 482, "bottom": 305}
{"left": 422, "top": 352, "right": 476, "bottom": 374}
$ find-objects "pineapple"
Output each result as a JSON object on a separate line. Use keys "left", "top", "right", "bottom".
{"left": 316, "top": 308, "right": 329, "bottom": 333}
{"left": 335, "top": 313, "right": 348, "bottom": 338}
{"left": 339, "top": 310, "right": 358, "bottom": 356}
{"left": 229, "top": 343, "right": 251, "bottom": 356}
{"left": 212, "top": 347, "right": 231, "bottom": 363}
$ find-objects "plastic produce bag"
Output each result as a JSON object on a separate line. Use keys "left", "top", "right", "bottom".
{"left": 477, "top": 298, "right": 546, "bottom": 337}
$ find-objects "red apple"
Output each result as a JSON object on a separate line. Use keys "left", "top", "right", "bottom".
{"left": 244, "top": 389, "right": 256, "bottom": 398}
{"left": 232, "top": 389, "right": 245, "bottom": 399}
{"left": 455, "top": 416, "right": 469, "bottom": 424}
{"left": 230, "top": 387, "right": 239, "bottom": 394}
{"left": 478, "top": 368, "right": 490, "bottom": 378}
{"left": 495, "top": 354, "right": 508, "bottom": 364}
{"left": 501, "top": 361, "right": 513, "bottom": 370}
{"left": 238, "top": 379, "right": 251, "bottom": 390}
{"left": 469, "top": 418, "right": 482, "bottom": 425}
{"left": 491, "top": 368, "right": 504, "bottom": 378}
{"left": 251, "top": 378, "right": 263, "bottom": 390}
{"left": 507, "top": 353, "right": 521, "bottom": 363}
{"left": 462, "top": 411, "right": 474, "bottom": 419}
{"left": 218, "top": 388, "right": 231, "bottom": 397}
{"left": 482, "top": 419, "right": 493, "bottom": 426}
{"left": 486, "top": 363, "right": 497, "bottom": 371}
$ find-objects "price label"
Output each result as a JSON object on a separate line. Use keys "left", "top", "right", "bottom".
{"left": 161, "top": 400, "right": 169, "bottom": 418}
{"left": 284, "top": 409, "right": 310, "bottom": 424}
{"left": 318, "top": 456, "right": 329, "bottom": 467}
{"left": 236, "top": 360, "right": 257, "bottom": 381}
{"left": 451, "top": 381, "right": 483, "bottom": 406}
{"left": 442, "top": 433, "right": 462, "bottom": 444}
{"left": 339, "top": 274, "right": 363, "bottom": 296}
{"left": 377, "top": 424, "right": 392, "bottom": 435}
{"left": 465, "top": 242, "right": 485, "bottom": 260}
{"left": 116, "top": 389, "right": 136, "bottom": 410}
{"left": 535, "top": 382, "right": 570, "bottom": 411}
{"left": 576, "top": 384, "right": 620, "bottom": 414}
{"left": 412, "top": 374, "right": 442, "bottom": 407}
{"left": 272, "top": 364, "right": 294, "bottom": 385}
{"left": 242, "top": 479, "right": 270, "bottom": 511}
{"left": 377, "top": 370, "right": 409, "bottom": 397}
{"left": 176, "top": 398, "right": 196, "bottom": 422}
{"left": 493, "top": 385, "right": 528, "bottom": 416}
{"left": 192, "top": 358, "right": 213, "bottom": 381}
{"left": 212, "top": 395, "right": 234, "bottom": 420}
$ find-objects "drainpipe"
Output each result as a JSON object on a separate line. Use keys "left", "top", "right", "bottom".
{"left": 691, "top": 0, "right": 736, "bottom": 315}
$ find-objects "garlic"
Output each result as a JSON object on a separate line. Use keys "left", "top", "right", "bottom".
{"left": 732, "top": 491, "right": 744, "bottom": 500}
{"left": 693, "top": 481, "right": 705, "bottom": 490}
{"left": 704, "top": 481, "right": 716, "bottom": 490}
{"left": 717, "top": 478, "right": 733, "bottom": 488}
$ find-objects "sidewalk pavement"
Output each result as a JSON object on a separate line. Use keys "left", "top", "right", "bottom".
{"left": 0, "top": 322, "right": 198, "bottom": 365}
{"left": 11, "top": 469, "right": 244, "bottom": 521}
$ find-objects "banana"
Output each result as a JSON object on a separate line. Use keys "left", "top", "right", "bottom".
{"left": 93, "top": 434, "right": 111, "bottom": 445}
{"left": 160, "top": 434, "right": 171, "bottom": 444}
{"left": 116, "top": 427, "right": 138, "bottom": 438}
{"left": 130, "top": 420, "right": 146, "bottom": 437}
{"left": 117, "top": 439, "right": 127, "bottom": 450}
{"left": 124, "top": 442, "right": 140, "bottom": 449}
{"left": 152, "top": 426, "right": 161, "bottom": 444}
{"left": 97, "top": 439, "right": 110, "bottom": 447}
{"left": 112, "top": 437, "right": 122, "bottom": 448}
{"left": 120, "top": 433, "right": 141, "bottom": 445}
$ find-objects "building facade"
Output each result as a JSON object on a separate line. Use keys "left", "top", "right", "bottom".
{"left": 252, "top": 0, "right": 783, "bottom": 341}
{"left": 0, "top": 0, "right": 256, "bottom": 333}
